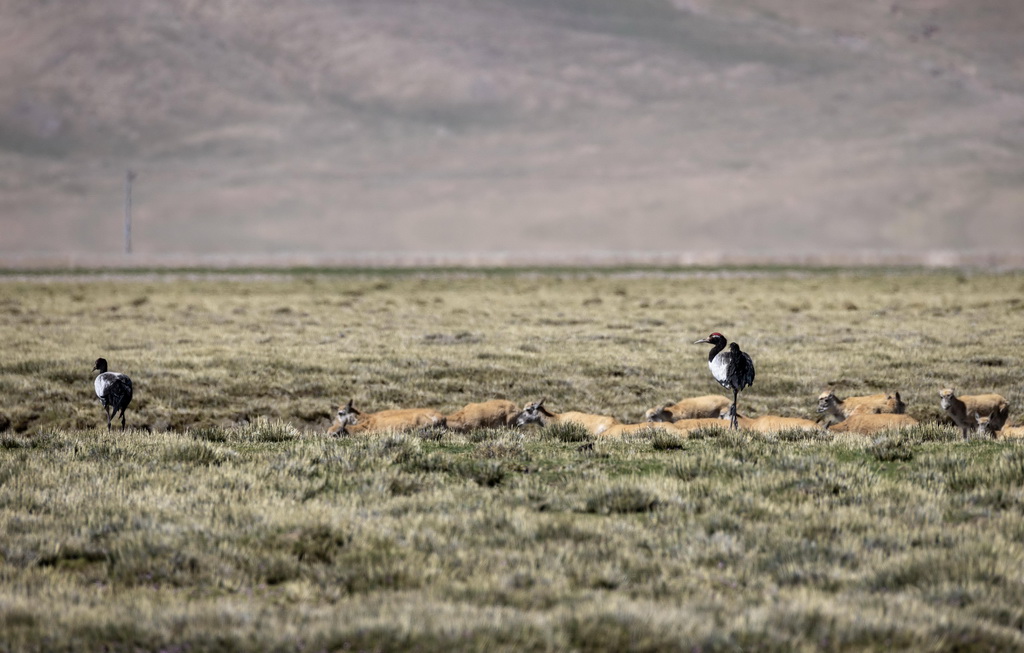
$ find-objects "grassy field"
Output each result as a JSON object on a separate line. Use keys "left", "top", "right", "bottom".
{"left": 2, "top": 267, "right": 1024, "bottom": 650}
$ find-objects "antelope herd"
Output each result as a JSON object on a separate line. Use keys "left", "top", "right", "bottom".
{"left": 93, "top": 357, "right": 1014, "bottom": 440}
{"left": 325, "top": 387, "right": 1018, "bottom": 441}
{"left": 290, "top": 330, "right": 1018, "bottom": 440}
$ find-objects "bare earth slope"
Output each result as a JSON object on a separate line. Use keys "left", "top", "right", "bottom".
{"left": 1, "top": 0, "right": 1022, "bottom": 261}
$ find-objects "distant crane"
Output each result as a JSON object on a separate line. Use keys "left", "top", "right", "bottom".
{"left": 693, "top": 333, "right": 755, "bottom": 430}
{"left": 92, "top": 358, "right": 133, "bottom": 430}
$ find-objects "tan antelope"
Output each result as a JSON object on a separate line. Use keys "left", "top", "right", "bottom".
{"left": 826, "top": 413, "right": 919, "bottom": 435}
{"left": 514, "top": 398, "right": 617, "bottom": 437}
{"left": 445, "top": 399, "right": 519, "bottom": 432}
{"left": 977, "top": 414, "right": 1024, "bottom": 439}
{"left": 939, "top": 388, "right": 1009, "bottom": 440}
{"left": 669, "top": 417, "right": 733, "bottom": 432}
{"left": 327, "top": 399, "right": 445, "bottom": 436}
{"left": 817, "top": 389, "right": 906, "bottom": 422}
{"left": 724, "top": 413, "right": 822, "bottom": 433}
{"left": 644, "top": 395, "right": 732, "bottom": 422}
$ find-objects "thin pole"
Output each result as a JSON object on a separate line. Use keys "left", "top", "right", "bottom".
{"left": 124, "top": 169, "right": 136, "bottom": 254}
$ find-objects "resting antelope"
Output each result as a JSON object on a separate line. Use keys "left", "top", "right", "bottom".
{"left": 939, "top": 388, "right": 1009, "bottom": 440}
{"left": 327, "top": 399, "right": 445, "bottom": 435}
{"left": 644, "top": 395, "right": 731, "bottom": 422}
{"left": 723, "top": 413, "right": 821, "bottom": 433}
{"left": 514, "top": 399, "right": 617, "bottom": 437}
{"left": 826, "top": 413, "right": 918, "bottom": 435}
{"left": 445, "top": 399, "right": 519, "bottom": 432}
{"left": 977, "top": 414, "right": 1024, "bottom": 439}
{"left": 817, "top": 389, "right": 905, "bottom": 421}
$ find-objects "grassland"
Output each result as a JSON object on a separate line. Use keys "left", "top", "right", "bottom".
{"left": 2, "top": 267, "right": 1024, "bottom": 651}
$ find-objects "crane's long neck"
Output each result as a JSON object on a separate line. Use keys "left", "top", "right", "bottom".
{"left": 707, "top": 339, "right": 727, "bottom": 364}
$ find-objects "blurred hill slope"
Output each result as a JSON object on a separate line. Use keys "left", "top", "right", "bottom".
{"left": 1, "top": 0, "right": 1023, "bottom": 260}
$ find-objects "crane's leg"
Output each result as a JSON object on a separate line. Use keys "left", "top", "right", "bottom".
{"left": 731, "top": 389, "right": 739, "bottom": 430}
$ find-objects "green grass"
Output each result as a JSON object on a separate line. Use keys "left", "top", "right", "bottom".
{"left": 2, "top": 268, "right": 1024, "bottom": 650}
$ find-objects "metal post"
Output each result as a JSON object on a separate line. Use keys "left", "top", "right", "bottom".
{"left": 124, "top": 169, "right": 136, "bottom": 255}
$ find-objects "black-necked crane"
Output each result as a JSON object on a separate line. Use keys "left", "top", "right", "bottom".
{"left": 693, "top": 333, "right": 755, "bottom": 430}
{"left": 92, "top": 358, "right": 133, "bottom": 430}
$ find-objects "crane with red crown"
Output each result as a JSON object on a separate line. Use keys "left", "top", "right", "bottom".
{"left": 693, "top": 333, "right": 755, "bottom": 430}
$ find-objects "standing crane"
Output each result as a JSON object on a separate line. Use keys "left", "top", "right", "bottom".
{"left": 92, "top": 357, "right": 133, "bottom": 430}
{"left": 693, "top": 333, "right": 755, "bottom": 430}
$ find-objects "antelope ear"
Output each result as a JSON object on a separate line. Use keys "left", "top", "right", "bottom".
{"left": 537, "top": 397, "right": 546, "bottom": 408}
{"left": 345, "top": 399, "right": 354, "bottom": 410}
{"left": 893, "top": 391, "right": 901, "bottom": 401}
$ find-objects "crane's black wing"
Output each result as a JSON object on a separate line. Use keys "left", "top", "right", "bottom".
{"left": 102, "top": 373, "right": 133, "bottom": 411}
{"left": 726, "top": 347, "right": 755, "bottom": 391}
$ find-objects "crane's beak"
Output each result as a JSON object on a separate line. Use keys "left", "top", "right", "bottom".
{"left": 693, "top": 338, "right": 709, "bottom": 344}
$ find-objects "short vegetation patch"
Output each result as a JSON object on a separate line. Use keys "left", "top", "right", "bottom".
{"left": 238, "top": 417, "right": 300, "bottom": 442}
{"left": 868, "top": 433, "right": 916, "bottom": 462}
{"left": 543, "top": 422, "right": 593, "bottom": 443}
{"left": 584, "top": 485, "right": 661, "bottom": 514}
{"left": 163, "top": 441, "right": 235, "bottom": 466}
{"left": 454, "top": 459, "right": 509, "bottom": 487}
{"left": 649, "top": 428, "right": 686, "bottom": 450}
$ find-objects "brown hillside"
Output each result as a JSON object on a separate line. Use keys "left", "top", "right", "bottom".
{"left": 1, "top": 0, "right": 1022, "bottom": 261}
